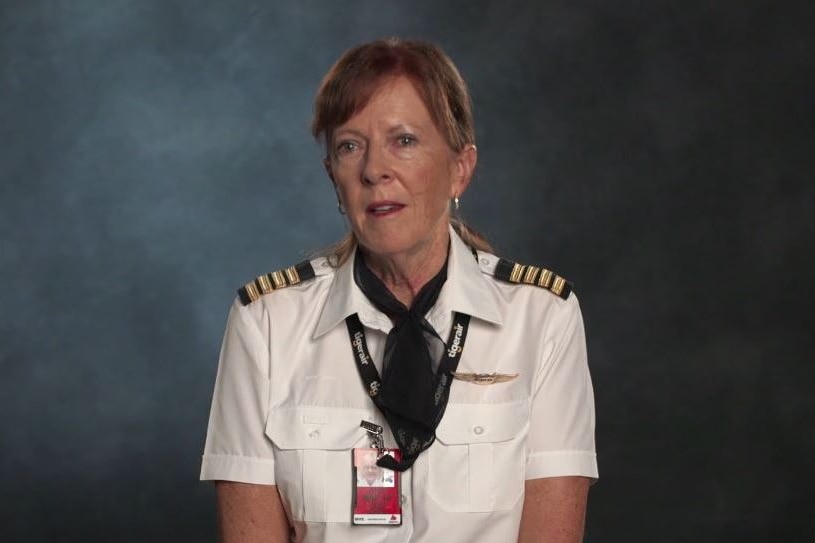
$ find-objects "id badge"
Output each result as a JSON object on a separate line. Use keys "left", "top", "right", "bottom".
{"left": 352, "top": 448, "right": 402, "bottom": 525}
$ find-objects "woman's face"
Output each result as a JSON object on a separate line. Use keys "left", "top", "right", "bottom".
{"left": 327, "top": 76, "right": 475, "bottom": 262}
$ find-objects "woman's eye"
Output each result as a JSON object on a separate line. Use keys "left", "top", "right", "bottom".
{"left": 335, "top": 141, "right": 358, "bottom": 156}
{"left": 396, "top": 134, "right": 417, "bottom": 147}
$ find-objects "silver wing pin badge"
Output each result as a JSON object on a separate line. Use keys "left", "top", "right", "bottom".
{"left": 451, "top": 372, "right": 519, "bottom": 385}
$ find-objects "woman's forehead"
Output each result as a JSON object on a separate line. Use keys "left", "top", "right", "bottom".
{"left": 361, "top": 76, "right": 427, "bottom": 111}
{"left": 337, "top": 77, "right": 435, "bottom": 131}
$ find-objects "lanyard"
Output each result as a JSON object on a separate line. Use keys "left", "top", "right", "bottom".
{"left": 345, "top": 311, "right": 471, "bottom": 442}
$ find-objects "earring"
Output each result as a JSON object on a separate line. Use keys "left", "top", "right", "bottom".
{"left": 337, "top": 201, "right": 346, "bottom": 215}
{"left": 454, "top": 196, "right": 460, "bottom": 212}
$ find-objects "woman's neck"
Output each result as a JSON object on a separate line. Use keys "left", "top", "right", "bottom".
{"left": 360, "top": 234, "right": 450, "bottom": 308}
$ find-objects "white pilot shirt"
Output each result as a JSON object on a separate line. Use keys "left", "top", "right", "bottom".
{"left": 201, "top": 227, "right": 598, "bottom": 542}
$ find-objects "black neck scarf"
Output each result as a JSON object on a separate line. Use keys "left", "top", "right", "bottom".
{"left": 352, "top": 248, "right": 449, "bottom": 471}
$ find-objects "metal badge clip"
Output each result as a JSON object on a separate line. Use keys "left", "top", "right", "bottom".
{"left": 360, "top": 420, "right": 384, "bottom": 456}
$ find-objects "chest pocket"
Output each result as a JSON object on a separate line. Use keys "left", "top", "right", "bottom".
{"left": 428, "top": 401, "right": 528, "bottom": 512}
{"left": 265, "top": 407, "right": 373, "bottom": 523}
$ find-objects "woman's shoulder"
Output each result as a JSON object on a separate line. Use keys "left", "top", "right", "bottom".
{"left": 235, "top": 256, "right": 335, "bottom": 307}
{"left": 474, "top": 250, "right": 574, "bottom": 302}
{"left": 473, "top": 250, "right": 584, "bottom": 337}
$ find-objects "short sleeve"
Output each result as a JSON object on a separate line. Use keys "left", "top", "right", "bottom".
{"left": 200, "top": 299, "right": 276, "bottom": 484}
{"left": 525, "top": 294, "right": 598, "bottom": 480}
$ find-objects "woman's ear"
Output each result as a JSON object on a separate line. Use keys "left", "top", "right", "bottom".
{"left": 326, "top": 158, "right": 344, "bottom": 211}
{"left": 452, "top": 144, "right": 477, "bottom": 197}
{"left": 323, "top": 157, "right": 334, "bottom": 183}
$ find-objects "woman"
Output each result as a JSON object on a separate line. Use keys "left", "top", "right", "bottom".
{"left": 201, "top": 38, "right": 597, "bottom": 542}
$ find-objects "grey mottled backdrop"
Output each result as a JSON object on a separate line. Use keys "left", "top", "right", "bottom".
{"left": 1, "top": 1, "right": 812, "bottom": 541}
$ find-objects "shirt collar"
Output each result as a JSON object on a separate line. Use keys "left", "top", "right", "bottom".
{"left": 437, "top": 225, "right": 504, "bottom": 326}
{"left": 313, "top": 226, "right": 503, "bottom": 339}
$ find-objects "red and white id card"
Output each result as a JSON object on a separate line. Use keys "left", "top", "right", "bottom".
{"left": 352, "top": 448, "right": 402, "bottom": 525}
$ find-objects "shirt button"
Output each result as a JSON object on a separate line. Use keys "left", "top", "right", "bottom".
{"left": 473, "top": 426, "right": 484, "bottom": 435}
{"left": 308, "top": 429, "right": 320, "bottom": 438}
{"left": 480, "top": 258, "right": 489, "bottom": 265}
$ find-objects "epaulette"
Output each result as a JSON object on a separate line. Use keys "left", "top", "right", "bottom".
{"left": 493, "top": 257, "right": 573, "bottom": 300}
{"left": 237, "top": 260, "right": 316, "bottom": 305}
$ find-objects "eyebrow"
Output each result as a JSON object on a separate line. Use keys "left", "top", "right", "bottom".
{"left": 386, "top": 123, "right": 414, "bottom": 134}
{"left": 334, "top": 122, "right": 421, "bottom": 140}
{"left": 333, "top": 128, "right": 366, "bottom": 140}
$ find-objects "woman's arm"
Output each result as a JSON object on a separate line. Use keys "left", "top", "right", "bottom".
{"left": 517, "top": 476, "right": 590, "bottom": 543}
{"left": 216, "top": 482, "right": 291, "bottom": 543}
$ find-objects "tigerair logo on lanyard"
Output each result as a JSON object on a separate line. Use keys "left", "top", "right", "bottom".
{"left": 446, "top": 322, "right": 465, "bottom": 358}
{"left": 351, "top": 331, "right": 371, "bottom": 366}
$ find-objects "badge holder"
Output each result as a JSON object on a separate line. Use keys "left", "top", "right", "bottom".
{"left": 352, "top": 421, "right": 402, "bottom": 525}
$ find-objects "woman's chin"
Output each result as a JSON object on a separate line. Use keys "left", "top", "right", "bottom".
{"left": 358, "top": 238, "right": 413, "bottom": 259}
{"left": 355, "top": 221, "right": 449, "bottom": 259}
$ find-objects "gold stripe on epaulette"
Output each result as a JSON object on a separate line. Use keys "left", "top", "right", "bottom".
{"left": 538, "top": 268, "right": 553, "bottom": 288}
{"left": 257, "top": 274, "right": 273, "bottom": 294}
{"left": 523, "top": 265, "right": 540, "bottom": 284}
{"left": 510, "top": 263, "right": 523, "bottom": 283}
{"left": 552, "top": 276, "right": 566, "bottom": 296}
{"left": 284, "top": 265, "right": 299, "bottom": 285}
{"left": 270, "top": 270, "right": 286, "bottom": 289}
{"left": 244, "top": 281, "right": 261, "bottom": 303}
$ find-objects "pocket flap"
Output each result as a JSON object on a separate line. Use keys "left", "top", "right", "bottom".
{"left": 436, "top": 401, "right": 528, "bottom": 445}
{"left": 265, "top": 407, "right": 374, "bottom": 450}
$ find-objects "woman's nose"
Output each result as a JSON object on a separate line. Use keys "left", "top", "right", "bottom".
{"left": 361, "top": 144, "right": 392, "bottom": 185}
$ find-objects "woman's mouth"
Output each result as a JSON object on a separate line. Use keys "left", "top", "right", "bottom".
{"left": 367, "top": 202, "right": 405, "bottom": 217}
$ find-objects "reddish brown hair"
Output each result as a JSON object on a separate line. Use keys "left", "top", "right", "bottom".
{"left": 312, "top": 38, "right": 475, "bottom": 154}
